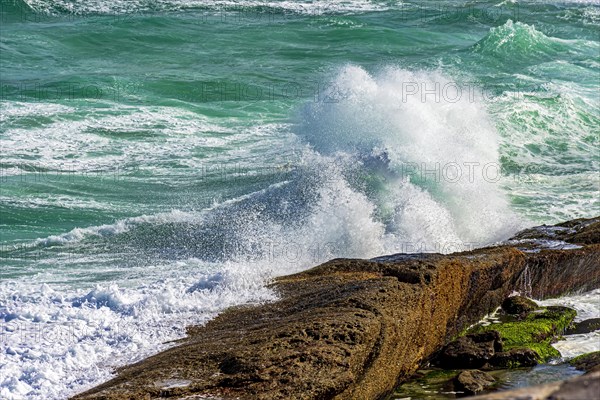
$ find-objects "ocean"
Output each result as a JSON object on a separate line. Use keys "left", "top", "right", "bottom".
{"left": 0, "top": 0, "right": 598, "bottom": 398}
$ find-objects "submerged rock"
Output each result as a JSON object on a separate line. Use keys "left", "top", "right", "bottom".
{"left": 501, "top": 295, "right": 539, "bottom": 315}
{"left": 391, "top": 369, "right": 460, "bottom": 399}
{"left": 71, "top": 217, "right": 600, "bottom": 400}
{"left": 454, "top": 370, "right": 496, "bottom": 395}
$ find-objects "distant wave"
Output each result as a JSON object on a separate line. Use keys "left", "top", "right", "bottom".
{"left": 473, "top": 20, "right": 572, "bottom": 62}
{"left": 21, "top": 0, "right": 390, "bottom": 15}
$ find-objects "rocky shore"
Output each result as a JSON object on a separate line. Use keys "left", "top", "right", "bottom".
{"left": 73, "top": 217, "right": 599, "bottom": 400}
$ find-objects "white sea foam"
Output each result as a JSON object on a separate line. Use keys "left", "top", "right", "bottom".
{"left": 20, "top": 0, "right": 600, "bottom": 17}
{"left": 538, "top": 289, "right": 600, "bottom": 322}
{"left": 552, "top": 0, "right": 600, "bottom": 4}
{"left": 0, "top": 102, "right": 76, "bottom": 123}
{"left": 29, "top": 209, "right": 199, "bottom": 246}
{"left": 22, "top": 0, "right": 392, "bottom": 15}
{"left": 0, "top": 260, "right": 277, "bottom": 400}
{"left": 551, "top": 332, "right": 600, "bottom": 358}
{"left": 0, "top": 102, "right": 290, "bottom": 178}
{"left": 538, "top": 289, "right": 600, "bottom": 358}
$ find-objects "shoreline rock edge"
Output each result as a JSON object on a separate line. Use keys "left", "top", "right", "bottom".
{"left": 72, "top": 217, "right": 600, "bottom": 400}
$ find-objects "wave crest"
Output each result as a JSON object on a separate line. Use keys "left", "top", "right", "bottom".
{"left": 474, "top": 19, "right": 567, "bottom": 61}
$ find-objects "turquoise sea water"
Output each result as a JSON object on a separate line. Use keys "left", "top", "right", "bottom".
{"left": 0, "top": 1, "right": 598, "bottom": 398}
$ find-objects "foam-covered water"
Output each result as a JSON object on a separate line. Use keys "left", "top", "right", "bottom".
{"left": 1, "top": 1, "right": 598, "bottom": 398}
{"left": 22, "top": 0, "right": 391, "bottom": 15}
{"left": 538, "top": 289, "right": 600, "bottom": 358}
{"left": 0, "top": 261, "right": 277, "bottom": 399}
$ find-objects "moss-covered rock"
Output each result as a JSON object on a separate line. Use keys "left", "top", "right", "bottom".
{"left": 566, "top": 318, "right": 600, "bottom": 335}
{"left": 470, "top": 306, "right": 576, "bottom": 363}
{"left": 490, "top": 348, "right": 538, "bottom": 369}
{"left": 392, "top": 369, "right": 499, "bottom": 398}
{"left": 569, "top": 351, "right": 600, "bottom": 372}
{"left": 437, "top": 331, "right": 503, "bottom": 369}
{"left": 501, "top": 296, "right": 539, "bottom": 315}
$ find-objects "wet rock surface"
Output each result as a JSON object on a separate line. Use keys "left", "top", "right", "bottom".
{"left": 569, "top": 351, "right": 600, "bottom": 372}
{"left": 509, "top": 217, "right": 600, "bottom": 245}
{"left": 72, "top": 217, "right": 600, "bottom": 400}
{"left": 435, "top": 331, "right": 541, "bottom": 370}
{"left": 566, "top": 318, "right": 600, "bottom": 335}
{"left": 454, "top": 370, "right": 496, "bottom": 395}
{"left": 489, "top": 348, "right": 538, "bottom": 369}
{"left": 437, "top": 331, "right": 503, "bottom": 369}
{"left": 501, "top": 295, "right": 539, "bottom": 315}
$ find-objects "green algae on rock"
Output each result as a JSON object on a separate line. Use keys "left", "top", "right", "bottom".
{"left": 389, "top": 369, "right": 461, "bottom": 400}
{"left": 566, "top": 318, "right": 600, "bottom": 335}
{"left": 501, "top": 296, "right": 539, "bottom": 315}
{"left": 470, "top": 306, "right": 577, "bottom": 363}
{"left": 569, "top": 351, "right": 600, "bottom": 372}
{"left": 391, "top": 369, "right": 499, "bottom": 399}
{"left": 435, "top": 331, "right": 503, "bottom": 369}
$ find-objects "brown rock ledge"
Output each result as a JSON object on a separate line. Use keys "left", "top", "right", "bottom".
{"left": 72, "top": 217, "right": 600, "bottom": 400}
